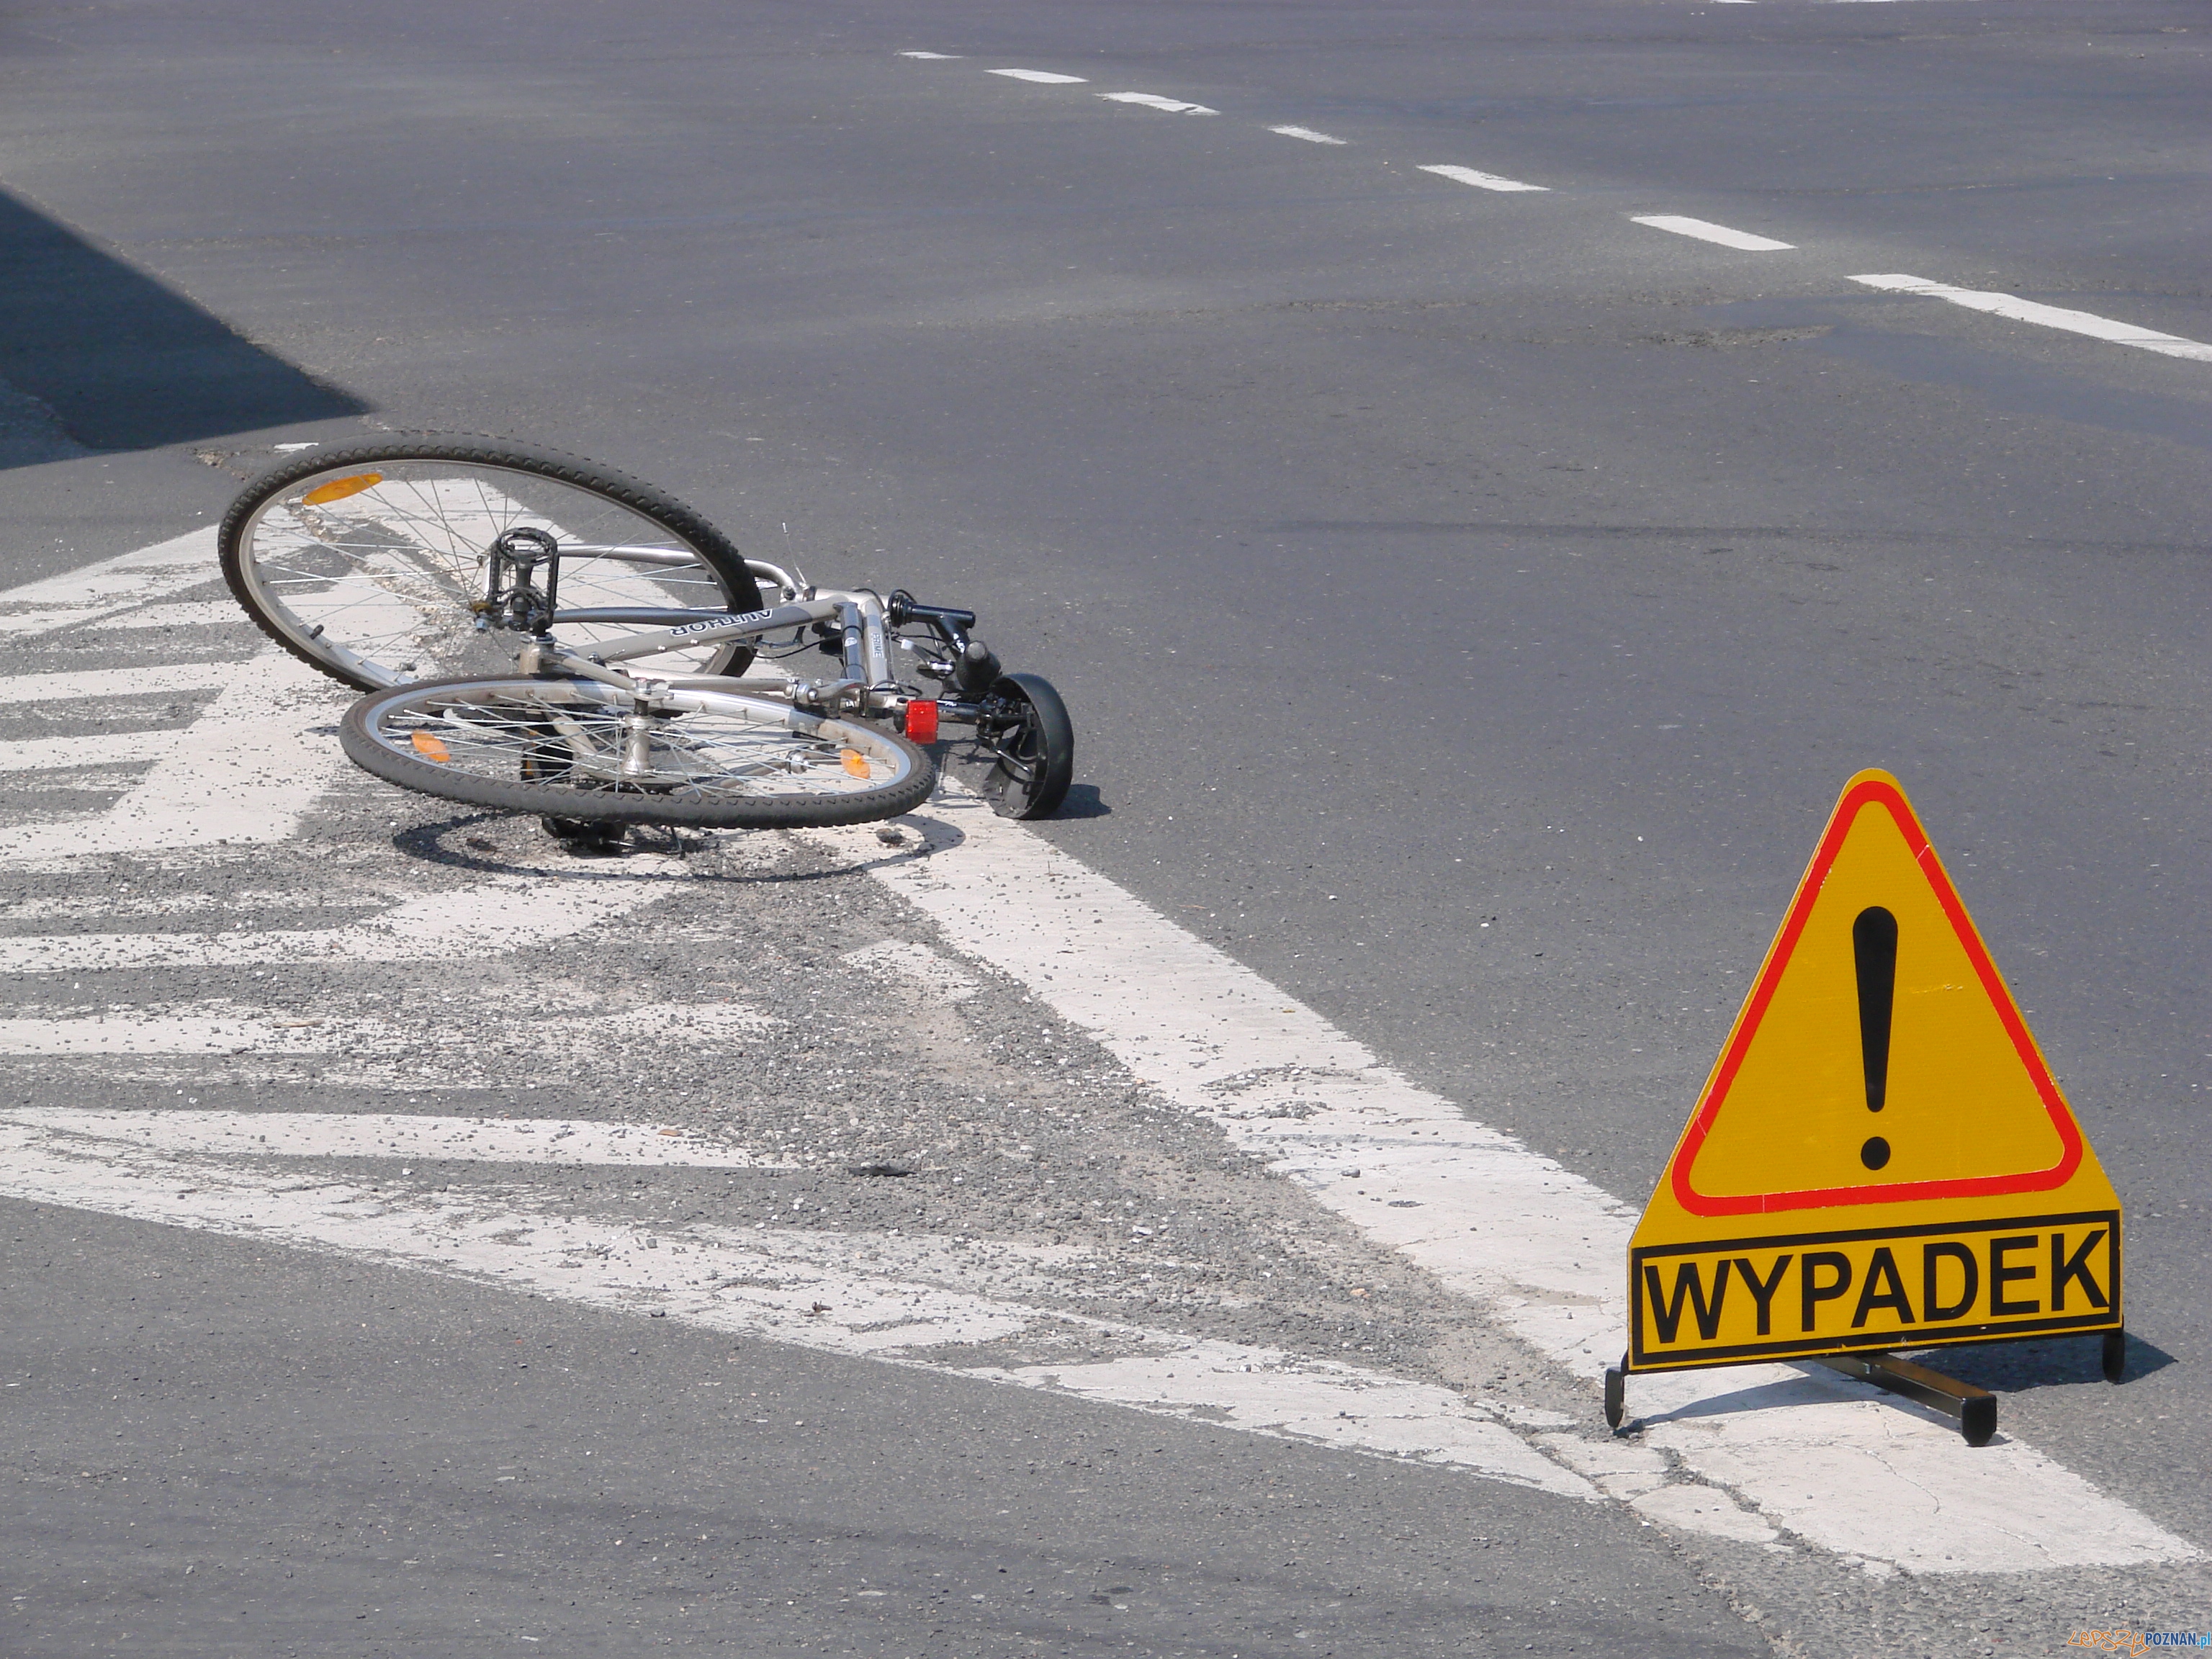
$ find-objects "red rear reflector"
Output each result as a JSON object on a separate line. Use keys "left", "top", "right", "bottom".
{"left": 904, "top": 699, "right": 940, "bottom": 744}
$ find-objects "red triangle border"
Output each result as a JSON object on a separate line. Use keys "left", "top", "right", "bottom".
{"left": 1671, "top": 777, "right": 2086, "bottom": 1217}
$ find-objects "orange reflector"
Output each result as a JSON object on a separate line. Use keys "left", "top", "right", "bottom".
{"left": 410, "top": 731, "right": 451, "bottom": 763}
{"left": 300, "top": 472, "right": 383, "bottom": 505}
{"left": 904, "top": 699, "right": 940, "bottom": 745}
{"left": 840, "top": 749, "right": 871, "bottom": 779}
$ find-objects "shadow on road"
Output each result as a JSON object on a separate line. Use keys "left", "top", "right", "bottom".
{"left": 0, "top": 186, "right": 365, "bottom": 468}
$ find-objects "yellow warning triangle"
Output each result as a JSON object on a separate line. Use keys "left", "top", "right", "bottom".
{"left": 1653, "top": 768, "right": 2110, "bottom": 1217}
{"left": 1627, "top": 770, "right": 2123, "bottom": 1370}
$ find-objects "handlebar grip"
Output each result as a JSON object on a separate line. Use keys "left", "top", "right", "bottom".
{"left": 955, "top": 640, "right": 1001, "bottom": 693}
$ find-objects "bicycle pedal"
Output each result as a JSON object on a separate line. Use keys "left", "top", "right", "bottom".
{"left": 558, "top": 834, "right": 630, "bottom": 858}
{"left": 540, "top": 814, "right": 629, "bottom": 856}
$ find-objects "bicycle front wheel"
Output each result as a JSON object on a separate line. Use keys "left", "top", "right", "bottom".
{"left": 340, "top": 676, "right": 937, "bottom": 829}
{"left": 222, "top": 440, "right": 761, "bottom": 691}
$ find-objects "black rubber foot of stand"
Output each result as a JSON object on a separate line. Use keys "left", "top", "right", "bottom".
{"left": 1961, "top": 1395, "right": 1998, "bottom": 1447}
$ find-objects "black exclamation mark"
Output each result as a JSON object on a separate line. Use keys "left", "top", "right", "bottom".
{"left": 1853, "top": 906, "right": 1897, "bottom": 1171}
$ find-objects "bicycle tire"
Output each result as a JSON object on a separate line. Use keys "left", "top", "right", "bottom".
{"left": 973, "top": 671, "right": 1074, "bottom": 819}
{"left": 221, "top": 439, "right": 763, "bottom": 691}
{"left": 341, "top": 675, "right": 937, "bottom": 829}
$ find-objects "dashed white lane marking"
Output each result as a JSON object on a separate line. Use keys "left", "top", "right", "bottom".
{"left": 989, "top": 68, "right": 1087, "bottom": 85}
{"left": 1851, "top": 274, "right": 2212, "bottom": 362}
{"left": 1097, "top": 93, "right": 1217, "bottom": 114}
{"left": 0, "top": 1120, "right": 1589, "bottom": 1498}
{"left": 2, "top": 1110, "right": 788, "bottom": 1167}
{"left": 801, "top": 790, "right": 2200, "bottom": 1574}
{"left": 1270, "top": 125, "right": 1347, "bottom": 145}
{"left": 1632, "top": 215, "right": 1796, "bottom": 251}
{"left": 898, "top": 51, "right": 960, "bottom": 59}
{"left": 1419, "top": 163, "right": 1550, "bottom": 194}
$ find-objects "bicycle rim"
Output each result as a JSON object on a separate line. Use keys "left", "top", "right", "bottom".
{"left": 222, "top": 443, "right": 758, "bottom": 690}
{"left": 341, "top": 676, "right": 937, "bottom": 829}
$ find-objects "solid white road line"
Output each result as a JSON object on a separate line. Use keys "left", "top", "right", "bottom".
{"left": 1419, "top": 164, "right": 1550, "bottom": 194}
{"left": 0, "top": 648, "right": 344, "bottom": 869}
{"left": 0, "top": 1000, "right": 774, "bottom": 1058}
{"left": 0, "top": 660, "right": 235, "bottom": 702}
{"left": 1270, "top": 126, "right": 1347, "bottom": 145}
{"left": 0, "top": 730, "right": 176, "bottom": 773}
{"left": 0, "top": 1120, "right": 1589, "bottom": 1498}
{"left": 1632, "top": 215, "right": 1796, "bottom": 251}
{"left": 801, "top": 789, "right": 2199, "bottom": 1574}
{"left": 93, "top": 601, "right": 246, "bottom": 631}
{"left": 989, "top": 69, "right": 1087, "bottom": 85}
{"left": 1097, "top": 93, "right": 1216, "bottom": 114}
{"left": 0, "top": 871, "right": 674, "bottom": 974}
{"left": 2, "top": 1110, "right": 788, "bottom": 1167}
{"left": 0, "top": 527, "right": 225, "bottom": 639}
{"left": 1851, "top": 274, "right": 2212, "bottom": 361}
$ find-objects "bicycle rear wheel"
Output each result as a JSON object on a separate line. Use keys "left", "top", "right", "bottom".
{"left": 222, "top": 440, "right": 761, "bottom": 691}
{"left": 968, "top": 672, "right": 1074, "bottom": 819}
{"left": 341, "top": 675, "right": 936, "bottom": 829}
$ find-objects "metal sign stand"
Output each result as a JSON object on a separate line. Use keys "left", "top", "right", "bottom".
{"left": 1603, "top": 1328, "right": 2126, "bottom": 1447}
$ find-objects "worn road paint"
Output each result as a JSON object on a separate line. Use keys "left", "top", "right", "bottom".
{"left": 0, "top": 649, "right": 344, "bottom": 869}
{"left": 93, "top": 601, "right": 248, "bottom": 631}
{"left": 989, "top": 69, "right": 1086, "bottom": 85}
{"left": 1, "top": 1109, "right": 790, "bottom": 1166}
{"left": 0, "top": 1119, "right": 1591, "bottom": 1499}
{"left": 1418, "top": 163, "right": 1550, "bottom": 194}
{"left": 1851, "top": 274, "right": 2212, "bottom": 361}
{"left": 0, "top": 1000, "right": 774, "bottom": 1058}
{"left": 0, "top": 871, "right": 676, "bottom": 974}
{"left": 0, "top": 527, "right": 228, "bottom": 639}
{"left": 839, "top": 939, "right": 981, "bottom": 1002}
{"left": 1632, "top": 215, "right": 1796, "bottom": 251}
{"left": 799, "top": 791, "right": 2199, "bottom": 1574}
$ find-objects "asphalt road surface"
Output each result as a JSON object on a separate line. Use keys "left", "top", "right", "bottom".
{"left": 1, "top": 1, "right": 2207, "bottom": 1653}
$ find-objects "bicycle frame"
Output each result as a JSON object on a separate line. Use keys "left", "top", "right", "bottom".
{"left": 485, "top": 537, "right": 999, "bottom": 731}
